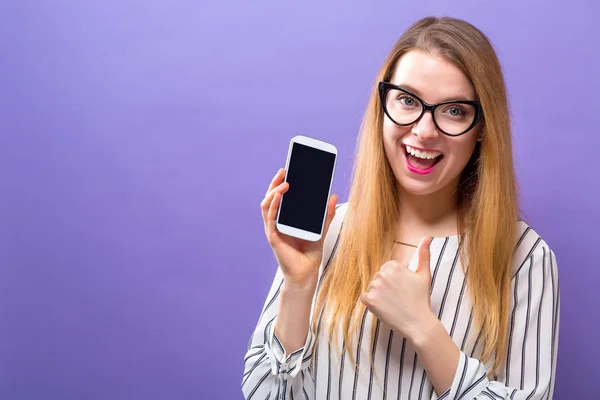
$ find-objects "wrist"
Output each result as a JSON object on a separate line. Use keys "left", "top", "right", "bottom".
{"left": 407, "top": 312, "right": 442, "bottom": 350}
{"left": 282, "top": 274, "right": 318, "bottom": 293}
{"left": 281, "top": 282, "right": 317, "bottom": 302}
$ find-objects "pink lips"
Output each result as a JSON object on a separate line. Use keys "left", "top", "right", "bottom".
{"left": 402, "top": 145, "right": 443, "bottom": 175}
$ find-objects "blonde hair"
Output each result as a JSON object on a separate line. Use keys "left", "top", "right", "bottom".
{"left": 314, "top": 16, "right": 518, "bottom": 374}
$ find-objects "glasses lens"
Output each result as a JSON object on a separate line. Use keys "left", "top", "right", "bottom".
{"left": 433, "top": 103, "right": 477, "bottom": 135}
{"left": 385, "top": 89, "right": 423, "bottom": 125}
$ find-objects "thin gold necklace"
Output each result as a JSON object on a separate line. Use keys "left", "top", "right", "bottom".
{"left": 394, "top": 240, "right": 418, "bottom": 248}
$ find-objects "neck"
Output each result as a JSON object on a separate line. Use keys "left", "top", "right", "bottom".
{"left": 396, "top": 181, "right": 460, "bottom": 241}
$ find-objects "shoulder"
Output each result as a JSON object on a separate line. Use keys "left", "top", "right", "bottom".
{"left": 512, "top": 220, "right": 557, "bottom": 277}
{"left": 335, "top": 201, "right": 350, "bottom": 218}
{"left": 327, "top": 201, "right": 350, "bottom": 236}
{"left": 321, "top": 202, "right": 349, "bottom": 266}
{"left": 329, "top": 201, "right": 350, "bottom": 236}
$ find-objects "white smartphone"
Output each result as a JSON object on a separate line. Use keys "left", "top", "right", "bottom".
{"left": 276, "top": 135, "right": 338, "bottom": 242}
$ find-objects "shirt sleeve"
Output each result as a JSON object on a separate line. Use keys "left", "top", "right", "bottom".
{"left": 442, "top": 242, "right": 560, "bottom": 400}
{"left": 241, "top": 267, "right": 317, "bottom": 400}
{"left": 241, "top": 203, "right": 347, "bottom": 400}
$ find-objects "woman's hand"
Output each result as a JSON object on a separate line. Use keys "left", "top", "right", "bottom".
{"left": 360, "top": 236, "right": 438, "bottom": 345}
{"left": 261, "top": 168, "right": 338, "bottom": 288}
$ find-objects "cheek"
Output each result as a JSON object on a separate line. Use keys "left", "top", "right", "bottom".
{"left": 447, "top": 136, "right": 477, "bottom": 171}
{"left": 382, "top": 121, "right": 396, "bottom": 158}
{"left": 382, "top": 119, "right": 396, "bottom": 143}
{"left": 383, "top": 119, "right": 411, "bottom": 147}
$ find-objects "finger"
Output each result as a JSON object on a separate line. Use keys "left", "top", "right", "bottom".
{"left": 382, "top": 259, "right": 401, "bottom": 269}
{"left": 319, "top": 194, "right": 338, "bottom": 241}
{"left": 261, "top": 182, "right": 289, "bottom": 223}
{"left": 265, "top": 187, "right": 287, "bottom": 240}
{"left": 265, "top": 168, "right": 285, "bottom": 196}
{"left": 266, "top": 181, "right": 289, "bottom": 199}
{"left": 379, "top": 264, "right": 389, "bottom": 275}
{"left": 416, "top": 236, "right": 433, "bottom": 277}
{"left": 359, "top": 292, "right": 371, "bottom": 307}
{"left": 380, "top": 260, "right": 404, "bottom": 274}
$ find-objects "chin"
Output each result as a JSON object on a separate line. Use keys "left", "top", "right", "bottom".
{"left": 397, "top": 180, "right": 444, "bottom": 196}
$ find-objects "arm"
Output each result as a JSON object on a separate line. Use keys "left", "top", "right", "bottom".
{"left": 274, "top": 277, "right": 318, "bottom": 356}
{"left": 242, "top": 200, "right": 347, "bottom": 400}
{"left": 414, "top": 243, "right": 560, "bottom": 399}
{"left": 242, "top": 268, "right": 317, "bottom": 400}
{"left": 242, "top": 171, "right": 344, "bottom": 399}
{"left": 411, "top": 316, "right": 461, "bottom": 395}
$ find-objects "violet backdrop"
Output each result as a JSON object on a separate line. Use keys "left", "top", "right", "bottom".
{"left": 0, "top": 0, "right": 598, "bottom": 398}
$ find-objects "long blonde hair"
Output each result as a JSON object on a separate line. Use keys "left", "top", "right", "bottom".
{"left": 314, "top": 16, "right": 518, "bottom": 374}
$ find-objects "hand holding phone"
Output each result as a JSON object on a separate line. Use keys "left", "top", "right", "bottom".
{"left": 260, "top": 135, "right": 338, "bottom": 287}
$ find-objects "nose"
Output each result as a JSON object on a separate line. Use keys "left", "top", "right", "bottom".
{"left": 411, "top": 110, "right": 439, "bottom": 141}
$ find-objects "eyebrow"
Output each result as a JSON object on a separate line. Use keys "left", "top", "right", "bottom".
{"left": 393, "top": 82, "right": 476, "bottom": 103}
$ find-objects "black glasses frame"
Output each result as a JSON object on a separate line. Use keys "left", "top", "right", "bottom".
{"left": 378, "top": 81, "right": 484, "bottom": 137}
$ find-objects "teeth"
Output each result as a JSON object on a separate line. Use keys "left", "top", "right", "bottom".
{"left": 405, "top": 145, "right": 442, "bottom": 160}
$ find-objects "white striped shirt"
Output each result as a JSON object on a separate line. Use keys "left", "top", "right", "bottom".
{"left": 242, "top": 203, "right": 560, "bottom": 399}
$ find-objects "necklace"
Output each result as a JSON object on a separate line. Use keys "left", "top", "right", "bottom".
{"left": 394, "top": 240, "right": 418, "bottom": 248}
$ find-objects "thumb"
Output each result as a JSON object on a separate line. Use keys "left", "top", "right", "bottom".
{"left": 415, "top": 236, "right": 433, "bottom": 278}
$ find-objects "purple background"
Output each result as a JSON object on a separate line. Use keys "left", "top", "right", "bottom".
{"left": 0, "top": 1, "right": 598, "bottom": 399}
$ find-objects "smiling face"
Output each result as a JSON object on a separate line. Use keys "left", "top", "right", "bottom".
{"left": 382, "top": 49, "right": 481, "bottom": 197}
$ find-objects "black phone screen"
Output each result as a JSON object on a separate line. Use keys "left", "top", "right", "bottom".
{"left": 278, "top": 142, "right": 336, "bottom": 234}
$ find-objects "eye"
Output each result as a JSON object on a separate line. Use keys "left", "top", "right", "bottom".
{"left": 445, "top": 105, "right": 467, "bottom": 117}
{"left": 397, "top": 95, "right": 418, "bottom": 107}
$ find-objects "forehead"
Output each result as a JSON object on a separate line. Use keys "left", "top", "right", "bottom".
{"left": 390, "top": 50, "right": 476, "bottom": 103}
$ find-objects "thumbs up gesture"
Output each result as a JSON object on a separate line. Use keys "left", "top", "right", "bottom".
{"left": 360, "top": 236, "right": 439, "bottom": 345}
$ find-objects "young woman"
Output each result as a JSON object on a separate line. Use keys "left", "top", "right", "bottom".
{"left": 242, "top": 16, "right": 559, "bottom": 400}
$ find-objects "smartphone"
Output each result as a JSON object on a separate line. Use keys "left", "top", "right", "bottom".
{"left": 276, "top": 135, "right": 337, "bottom": 242}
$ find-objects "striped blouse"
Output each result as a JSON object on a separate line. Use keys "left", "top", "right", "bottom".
{"left": 242, "top": 203, "right": 560, "bottom": 399}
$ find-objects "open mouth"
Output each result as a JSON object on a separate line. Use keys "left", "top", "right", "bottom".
{"left": 403, "top": 144, "right": 444, "bottom": 174}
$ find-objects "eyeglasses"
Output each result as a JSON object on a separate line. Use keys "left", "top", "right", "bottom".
{"left": 378, "top": 81, "right": 484, "bottom": 137}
